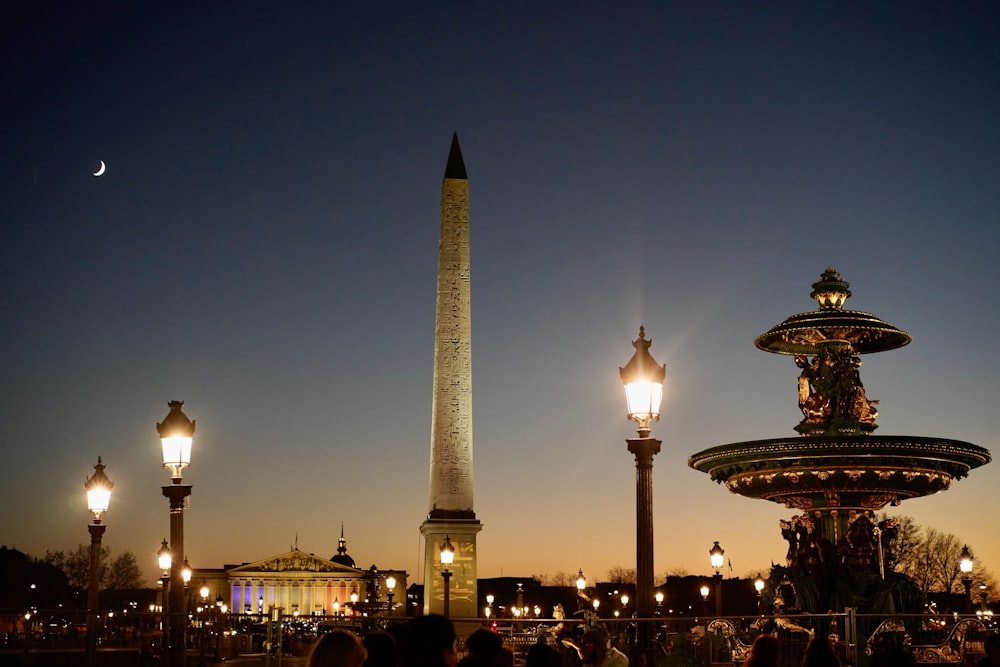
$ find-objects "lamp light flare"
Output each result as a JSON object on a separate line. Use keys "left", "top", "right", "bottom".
{"left": 157, "top": 539, "right": 172, "bottom": 572}
{"left": 440, "top": 535, "right": 455, "bottom": 566}
{"left": 709, "top": 541, "right": 725, "bottom": 571}
{"left": 157, "top": 401, "right": 195, "bottom": 481}
{"left": 960, "top": 545, "right": 973, "bottom": 574}
{"left": 619, "top": 326, "right": 666, "bottom": 437}
{"left": 85, "top": 457, "right": 113, "bottom": 521}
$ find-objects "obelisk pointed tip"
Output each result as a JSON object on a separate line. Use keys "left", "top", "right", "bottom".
{"left": 444, "top": 132, "right": 467, "bottom": 180}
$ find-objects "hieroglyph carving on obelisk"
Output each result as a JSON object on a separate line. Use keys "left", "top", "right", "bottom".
{"left": 421, "top": 134, "right": 481, "bottom": 617}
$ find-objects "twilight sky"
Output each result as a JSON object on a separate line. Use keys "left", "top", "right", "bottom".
{"left": 3, "top": 2, "right": 998, "bottom": 590}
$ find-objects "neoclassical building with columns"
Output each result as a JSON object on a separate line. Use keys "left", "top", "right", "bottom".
{"left": 189, "top": 533, "right": 406, "bottom": 618}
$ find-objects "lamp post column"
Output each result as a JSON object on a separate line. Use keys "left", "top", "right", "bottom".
{"left": 442, "top": 571, "right": 452, "bottom": 619}
{"left": 627, "top": 437, "right": 661, "bottom": 651}
{"left": 87, "top": 523, "right": 106, "bottom": 666}
{"left": 713, "top": 573, "right": 723, "bottom": 617}
{"left": 163, "top": 484, "right": 192, "bottom": 667}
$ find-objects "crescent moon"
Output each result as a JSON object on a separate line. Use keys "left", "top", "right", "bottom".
{"left": 93, "top": 160, "right": 106, "bottom": 177}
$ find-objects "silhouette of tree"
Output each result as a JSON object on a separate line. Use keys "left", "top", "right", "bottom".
{"left": 606, "top": 566, "right": 635, "bottom": 584}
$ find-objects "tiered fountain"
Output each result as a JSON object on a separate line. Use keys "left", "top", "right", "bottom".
{"left": 688, "top": 268, "right": 990, "bottom": 612}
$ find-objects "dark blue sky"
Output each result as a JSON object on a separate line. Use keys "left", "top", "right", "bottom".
{"left": 3, "top": 2, "right": 998, "bottom": 586}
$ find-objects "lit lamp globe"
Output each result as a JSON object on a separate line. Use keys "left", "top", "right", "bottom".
{"left": 85, "top": 458, "right": 113, "bottom": 522}
{"left": 619, "top": 326, "right": 666, "bottom": 438}
{"left": 440, "top": 536, "right": 455, "bottom": 567}
{"left": 700, "top": 585, "right": 710, "bottom": 601}
{"left": 754, "top": 576, "right": 765, "bottom": 595}
{"left": 710, "top": 542, "right": 725, "bottom": 572}
{"left": 157, "top": 401, "right": 195, "bottom": 482}
{"left": 158, "top": 540, "right": 172, "bottom": 573}
{"left": 182, "top": 559, "right": 192, "bottom": 585}
{"left": 386, "top": 575, "right": 396, "bottom": 592}
{"left": 960, "top": 546, "right": 974, "bottom": 575}
{"left": 576, "top": 570, "right": 586, "bottom": 592}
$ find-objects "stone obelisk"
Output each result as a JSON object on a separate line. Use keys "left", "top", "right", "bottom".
{"left": 420, "top": 134, "right": 482, "bottom": 617}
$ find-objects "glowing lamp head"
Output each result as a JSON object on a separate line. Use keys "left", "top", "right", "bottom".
{"left": 200, "top": 585, "right": 210, "bottom": 600}
{"left": 960, "top": 545, "right": 974, "bottom": 574}
{"left": 754, "top": 575, "right": 765, "bottom": 593}
{"left": 85, "top": 457, "right": 114, "bottom": 522}
{"left": 157, "top": 401, "right": 195, "bottom": 482}
{"left": 655, "top": 591, "right": 665, "bottom": 604}
{"left": 182, "top": 558, "right": 192, "bottom": 584}
{"left": 619, "top": 326, "right": 666, "bottom": 437}
{"left": 486, "top": 593, "right": 495, "bottom": 605}
{"left": 386, "top": 575, "right": 396, "bottom": 591}
{"left": 621, "top": 594, "right": 629, "bottom": 607}
{"left": 157, "top": 539, "right": 172, "bottom": 572}
{"left": 709, "top": 541, "right": 725, "bottom": 571}
{"left": 700, "top": 585, "right": 710, "bottom": 601}
{"left": 810, "top": 267, "right": 852, "bottom": 310}
{"left": 576, "top": 569, "right": 586, "bottom": 591}
{"left": 440, "top": 535, "right": 455, "bottom": 567}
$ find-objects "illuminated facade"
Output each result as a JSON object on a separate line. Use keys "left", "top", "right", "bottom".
{"left": 190, "top": 546, "right": 405, "bottom": 618}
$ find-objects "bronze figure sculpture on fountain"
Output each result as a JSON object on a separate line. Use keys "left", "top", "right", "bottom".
{"left": 689, "top": 268, "right": 991, "bottom": 614}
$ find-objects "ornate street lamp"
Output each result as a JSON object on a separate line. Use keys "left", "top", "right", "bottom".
{"left": 85, "top": 458, "right": 113, "bottom": 667}
{"left": 754, "top": 574, "right": 765, "bottom": 615}
{"left": 158, "top": 401, "right": 195, "bottom": 667}
{"left": 158, "top": 540, "right": 172, "bottom": 572}
{"left": 440, "top": 535, "right": 454, "bottom": 618}
{"left": 960, "top": 545, "right": 974, "bottom": 613}
{"left": 157, "top": 540, "right": 171, "bottom": 653}
{"left": 655, "top": 591, "right": 664, "bottom": 616}
{"left": 619, "top": 326, "right": 665, "bottom": 653}
{"left": 709, "top": 541, "right": 725, "bottom": 617}
{"left": 198, "top": 586, "right": 209, "bottom": 667}
{"left": 386, "top": 575, "right": 397, "bottom": 617}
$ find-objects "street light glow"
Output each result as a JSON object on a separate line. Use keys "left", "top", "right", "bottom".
{"left": 157, "top": 401, "right": 195, "bottom": 481}
{"left": 85, "top": 458, "right": 113, "bottom": 521}
{"left": 619, "top": 327, "right": 666, "bottom": 437}
{"left": 960, "top": 545, "right": 974, "bottom": 574}
{"left": 440, "top": 535, "right": 455, "bottom": 566}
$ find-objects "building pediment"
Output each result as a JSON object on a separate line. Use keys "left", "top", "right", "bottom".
{"left": 228, "top": 550, "right": 361, "bottom": 575}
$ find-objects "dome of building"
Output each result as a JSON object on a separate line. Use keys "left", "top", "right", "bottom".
{"left": 330, "top": 524, "right": 355, "bottom": 568}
